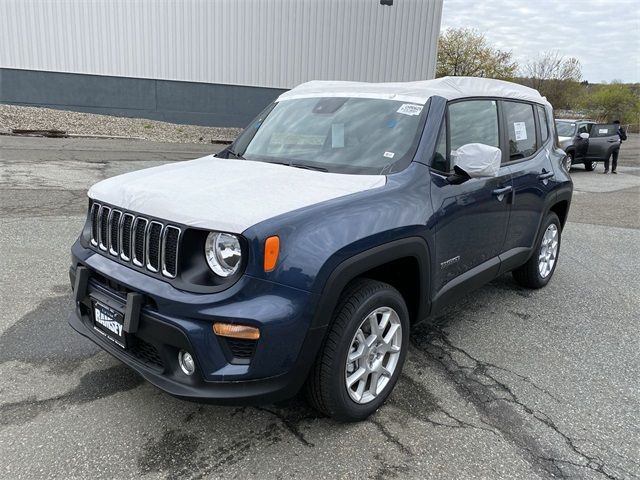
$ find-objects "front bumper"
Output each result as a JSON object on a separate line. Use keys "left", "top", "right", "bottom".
{"left": 69, "top": 240, "right": 325, "bottom": 404}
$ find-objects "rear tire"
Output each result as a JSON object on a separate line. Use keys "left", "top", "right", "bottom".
{"left": 584, "top": 160, "right": 597, "bottom": 171}
{"left": 513, "top": 212, "right": 561, "bottom": 289}
{"left": 305, "top": 279, "right": 409, "bottom": 422}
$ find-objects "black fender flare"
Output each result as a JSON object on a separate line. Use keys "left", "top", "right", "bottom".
{"left": 310, "top": 236, "right": 431, "bottom": 330}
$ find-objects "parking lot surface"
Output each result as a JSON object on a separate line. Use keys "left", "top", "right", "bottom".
{"left": 1, "top": 135, "right": 639, "bottom": 479}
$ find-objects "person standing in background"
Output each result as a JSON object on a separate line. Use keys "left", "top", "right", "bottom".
{"left": 604, "top": 120, "right": 627, "bottom": 174}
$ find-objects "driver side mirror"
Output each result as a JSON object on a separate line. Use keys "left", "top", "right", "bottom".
{"left": 451, "top": 143, "right": 502, "bottom": 180}
{"left": 579, "top": 132, "right": 589, "bottom": 139}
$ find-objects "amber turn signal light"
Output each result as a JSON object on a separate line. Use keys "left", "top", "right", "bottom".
{"left": 264, "top": 236, "right": 280, "bottom": 272}
{"left": 213, "top": 322, "right": 260, "bottom": 340}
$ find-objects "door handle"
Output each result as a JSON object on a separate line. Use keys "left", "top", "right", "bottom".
{"left": 607, "top": 139, "right": 618, "bottom": 143}
{"left": 492, "top": 185, "right": 512, "bottom": 202}
{"left": 538, "top": 171, "right": 554, "bottom": 180}
{"left": 492, "top": 186, "right": 513, "bottom": 196}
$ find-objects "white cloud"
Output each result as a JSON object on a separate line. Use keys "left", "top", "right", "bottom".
{"left": 441, "top": 0, "right": 640, "bottom": 83}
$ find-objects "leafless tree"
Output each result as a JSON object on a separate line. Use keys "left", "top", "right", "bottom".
{"left": 521, "top": 51, "right": 582, "bottom": 108}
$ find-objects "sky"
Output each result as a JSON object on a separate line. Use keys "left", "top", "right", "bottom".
{"left": 440, "top": 0, "right": 640, "bottom": 83}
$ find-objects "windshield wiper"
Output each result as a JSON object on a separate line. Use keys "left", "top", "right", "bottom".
{"left": 290, "top": 163, "right": 328, "bottom": 172}
{"left": 262, "top": 159, "right": 328, "bottom": 172}
{"left": 225, "top": 149, "right": 245, "bottom": 160}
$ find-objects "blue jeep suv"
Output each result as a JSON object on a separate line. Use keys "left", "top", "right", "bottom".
{"left": 69, "top": 77, "right": 572, "bottom": 421}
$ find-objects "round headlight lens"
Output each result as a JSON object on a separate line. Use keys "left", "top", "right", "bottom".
{"left": 205, "top": 232, "right": 242, "bottom": 277}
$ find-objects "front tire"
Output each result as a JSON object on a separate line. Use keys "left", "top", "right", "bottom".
{"left": 305, "top": 279, "right": 409, "bottom": 422}
{"left": 513, "top": 212, "right": 561, "bottom": 289}
{"left": 564, "top": 153, "right": 573, "bottom": 172}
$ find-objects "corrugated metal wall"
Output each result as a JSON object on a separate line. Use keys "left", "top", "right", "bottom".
{"left": 0, "top": 0, "right": 442, "bottom": 88}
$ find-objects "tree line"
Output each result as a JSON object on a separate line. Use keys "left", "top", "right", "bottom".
{"left": 436, "top": 28, "right": 640, "bottom": 127}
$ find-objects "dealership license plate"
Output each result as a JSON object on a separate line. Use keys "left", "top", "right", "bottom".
{"left": 92, "top": 300, "right": 127, "bottom": 349}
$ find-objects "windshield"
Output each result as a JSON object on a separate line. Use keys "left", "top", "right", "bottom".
{"left": 229, "top": 97, "right": 427, "bottom": 174}
{"left": 555, "top": 121, "right": 577, "bottom": 137}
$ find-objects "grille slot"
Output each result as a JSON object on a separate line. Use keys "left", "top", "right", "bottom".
{"left": 109, "top": 210, "right": 122, "bottom": 256}
{"left": 90, "top": 203, "right": 99, "bottom": 246}
{"left": 146, "top": 221, "right": 163, "bottom": 272}
{"left": 132, "top": 217, "right": 148, "bottom": 266}
{"left": 90, "top": 202, "right": 181, "bottom": 279}
{"left": 98, "top": 206, "right": 111, "bottom": 251}
{"left": 120, "top": 213, "right": 134, "bottom": 261}
{"left": 162, "top": 226, "right": 180, "bottom": 278}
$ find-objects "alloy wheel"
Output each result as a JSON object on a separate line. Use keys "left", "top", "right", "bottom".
{"left": 344, "top": 307, "right": 402, "bottom": 404}
{"left": 538, "top": 224, "right": 559, "bottom": 278}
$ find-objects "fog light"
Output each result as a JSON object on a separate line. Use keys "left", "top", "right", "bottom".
{"left": 178, "top": 350, "right": 195, "bottom": 376}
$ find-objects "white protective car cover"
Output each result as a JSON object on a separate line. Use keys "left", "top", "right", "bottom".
{"left": 89, "top": 76, "right": 549, "bottom": 233}
{"left": 88, "top": 156, "right": 386, "bottom": 233}
{"left": 452, "top": 143, "right": 502, "bottom": 178}
{"left": 277, "top": 76, "right": 551, "bottom": 107}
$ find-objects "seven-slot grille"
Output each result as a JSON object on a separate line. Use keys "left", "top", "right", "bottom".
{"left": 89, "top": 202, "right": 181, "bottom": 279}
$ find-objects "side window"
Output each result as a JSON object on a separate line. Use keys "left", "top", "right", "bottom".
{"left": 591, "top": 124, "right": 616, "bottom": 137}
{"left": 503, "top": 101, "right": 537, "bottom": 160}
{"left": 537, "top": 105, "right": 549, "bottom": 143}
{"left": 577, "top": 124, "right": 590, "bottom": 134}
{"left": 432, "top": 119, "right": 448, "bottom": 172}
{"left": 449, "top": 100, "right": 500, "bottom": 152}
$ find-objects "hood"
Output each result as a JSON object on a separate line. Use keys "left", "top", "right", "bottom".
{"left": 88, "top": 156, "right": 386, "bottom": 233}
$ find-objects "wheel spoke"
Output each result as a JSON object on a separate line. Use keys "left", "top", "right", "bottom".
{"left": 368, "top": 312, "right": 381, "bottom": 337}
{"left": 382, "top": 323, "right": 400, "bottom": 347}
{"left": 348, "top": 346, "right": 365, "bottom": 362}
{"left": 369, "top": 371, "right": 381, "bottom": 395}
{"left": 378, "top": 310, "right": 391, "bottom": 333}
{"left": 346, "top": 367, "right": 366, "bottom": 388}
{"left": 355, "top": 377, "right": 367, "bottom": 400}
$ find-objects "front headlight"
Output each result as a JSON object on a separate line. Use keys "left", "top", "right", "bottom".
{"left": 205, "top": 232, "right": 242, "bottom": 277}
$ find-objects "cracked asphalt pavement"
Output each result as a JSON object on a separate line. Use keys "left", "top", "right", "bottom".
{"left": 1, "top": 135, "right": 639, "bottom": 479}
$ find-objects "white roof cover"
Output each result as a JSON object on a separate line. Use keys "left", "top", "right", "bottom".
{"left": 277, "top": 76, "right": 551, "bottom": 107}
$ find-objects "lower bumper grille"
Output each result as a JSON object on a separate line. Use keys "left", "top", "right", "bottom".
{"left": 130, "top": 338, "right": 164, "bottom": 371}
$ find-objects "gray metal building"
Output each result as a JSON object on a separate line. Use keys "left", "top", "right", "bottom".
{"left": 0, "top": 0, "right": 443, "bottom": 127}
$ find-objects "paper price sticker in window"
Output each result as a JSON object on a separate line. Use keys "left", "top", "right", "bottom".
{"left": 397, "top": 104, "right": 423, "bottom": 116}
{"left": 514, "top": 122, "right": 528, "bottom": 141}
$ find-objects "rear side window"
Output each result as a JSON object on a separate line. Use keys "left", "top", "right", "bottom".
{"left": 591, "top": 124, "right": 616, "bottom": 137}
{"left": 504, "top": 101, "right": 537, "bottom": 160}
{"left": 537, "top": 105, "right": 549, "bottom": 143}
{"left": 449, "top": 100, "right": 500, "bottom": 151}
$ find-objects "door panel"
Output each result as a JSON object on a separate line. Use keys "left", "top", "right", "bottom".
{"left": 501, "top": 100, "right": 554, "bottom": 252}
{"left": 431, "top": 169, "right": 512, "bottom": 293}
{"left": 587, "top": 124, "right": 619, "bottom": 160}
{"left": 505, "top": 151, "right": 554, "bottom": 251}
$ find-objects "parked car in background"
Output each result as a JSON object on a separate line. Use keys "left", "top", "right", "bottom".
{"left": 556, "top": 119, "right": 621, "bottom": 172}
{"left": 69, "top": 77, "right": 572, "bottom": 421}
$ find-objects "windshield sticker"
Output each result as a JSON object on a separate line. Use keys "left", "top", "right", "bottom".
{"left": 598, "top": 128, "right": 608, "bottom": 134}
{"left": 514, "top": 122, "right": 527, "bottom": 141}
{"left": 397, "top": 104, "right": 423, "bottom": 116}
{"left": 383, "top": 151, "right": 395, "bottom": 158}
{"left": 331, "top": 123, "right": 345, "bottom": 148}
